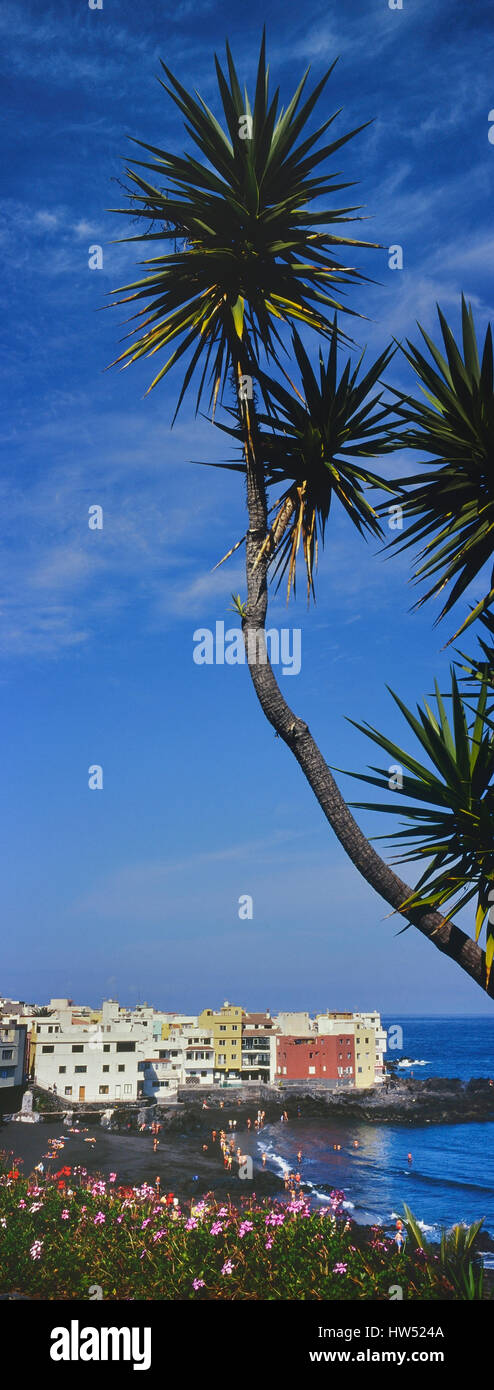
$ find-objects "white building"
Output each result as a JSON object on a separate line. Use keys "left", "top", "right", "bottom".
{"left": 138, "top": 1027, "right": 186, "bottom": 1098}
{"left": 33, "top": 1000, "right": 150, "bottom": 1103}
{"left": 139, "top": 1027, "right": 215, "bottom": 1097}
{"left": 0, "top": 1021, "right": 27, "bottom": 1095}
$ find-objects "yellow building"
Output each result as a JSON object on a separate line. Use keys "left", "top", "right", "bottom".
{"left": 198, "top": 1001, "right": 244, "bottom": 1078}
{"left": 353, "top": 1021, "right": 376, "bottom": 1089}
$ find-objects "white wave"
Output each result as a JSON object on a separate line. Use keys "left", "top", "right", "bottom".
{"left": 395, "top": 1059, "right": 429, "bottom": 1068}
{"left": 258, "top": 1143, "right": 291, "bottom": 1179}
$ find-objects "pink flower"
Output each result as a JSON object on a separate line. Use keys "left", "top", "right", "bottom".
{"left": 30, "top": 1240, "right": 43, "bottom": 1260}
{"left": 109, "top": 1173, "right": 117, "bottom": 1183}
{"left": 333, "top": 1262, "right": 347, "bottom": 1274}
{"left": 17, "top": 1200, "right": 26, "bottom": 1209}
{"left": 192, "top": 1278, "right": 205, "bottom": 1290}
{"left": 239, "top": 1221, "right": 253, "bottom": 1237}
{"left": 94, "top": 1212, "right": 105, "bottom": 1225}
{"left": 210, "top": 1221, "right": 223, "bottom": 1235}
{"left": 221, "top": 1260, "right": 234, "bottom": 1276}
{"left": 61, "top": 1209, "right": 70, "bottom": 1220}
{"left": 185, "top": 1217, "right": 198, "bottom": 1230}
{"left": 265, "top": 1239, "right": 273, "bottom": 1250}
{"left": 152, "top": 1230, "right": 167, "bottom": 1243}
{"left": 141, "top": 1218, "right": 151, "bottom": 1229}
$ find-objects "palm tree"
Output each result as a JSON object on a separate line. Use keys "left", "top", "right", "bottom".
{"left": 342, "top": 671, "right": 494, "bottom": 982}
{"left": 110, "top": 36, "right": 494, "bottom": 997}
{"left": 384, "top": 297, "right": 494, "bottom": 643}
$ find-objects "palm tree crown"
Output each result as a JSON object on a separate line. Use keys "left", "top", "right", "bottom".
{"left": 109, "top": 33, "right": 379, "bottom": 416}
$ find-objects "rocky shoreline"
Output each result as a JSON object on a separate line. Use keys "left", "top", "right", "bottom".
{"left": 134, "top": 1076, "right": 494, "bottom": 1130}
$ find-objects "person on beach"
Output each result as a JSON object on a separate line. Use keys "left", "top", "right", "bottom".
{"left": 408, "top": 1152, "right": 413, "bottom": 1164}
{"left": 283, "top": 1111, "right": 288, "bottom": 1123}
{"left": 297, "top": 1149, "right": 302, "bottom": 1164}
{"left": 262, "top": 1153, "right": 267, "bottom": 1167}
{"left": 247, "top": 1118, "right": 251, "bottom": 1129}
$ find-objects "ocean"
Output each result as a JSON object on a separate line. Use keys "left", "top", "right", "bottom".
{"left": 256, "top": 1017, "right": 494, "bottom": 1247}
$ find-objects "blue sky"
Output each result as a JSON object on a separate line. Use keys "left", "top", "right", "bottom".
{"left": 2, "top": 0, "right": 494, "bottom": 1015}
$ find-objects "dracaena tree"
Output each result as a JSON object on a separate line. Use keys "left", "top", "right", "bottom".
{"left": 110, "top": 35, "right": 494, "bottom": 997}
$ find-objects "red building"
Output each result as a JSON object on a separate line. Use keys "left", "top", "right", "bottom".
{"left": 276, "top": 1033, "right": 355, "bottom": 1085}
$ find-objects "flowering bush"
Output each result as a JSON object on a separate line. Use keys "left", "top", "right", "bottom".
{"left": 0, "top": 1151, "right": 486, "bottom": 1301}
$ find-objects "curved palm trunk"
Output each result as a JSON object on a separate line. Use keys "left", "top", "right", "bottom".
{"left": 241, "top": 416, "right": 493, "bottom": 999}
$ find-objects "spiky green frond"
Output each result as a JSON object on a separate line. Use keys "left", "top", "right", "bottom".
{"left": 204, "top": 321, "right": 397, "bottom": 597}
{"left": 108, "top": 32, "right": 379, "bottom": 416}
{"left": 383, "top": 297, "right": 494, "bottom": 642}
{"left": 339, "top": 671, "right": 494, "bottom": 981}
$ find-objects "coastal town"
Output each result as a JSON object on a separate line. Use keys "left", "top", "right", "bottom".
{"left": 0, "top": 996, "right": 387, "bottom": 1107}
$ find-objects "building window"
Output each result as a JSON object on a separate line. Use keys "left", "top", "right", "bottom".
{"left": 74, "top": 1066, "right": 87, "bottom": 1074}
{"left": 48, "top": 1026, "right": 53, "bottom": 1033}
{"left": 99, "top": 1086, "right": 109, "bottom": 1095}
{"left": 102, "top": 1065, "right": 109, "bottom": 1073}
{"left": 118, "top": 1065, "right": 125, "bottom": 1073}
{"left": 358, "top": 1066, "right": 362, "bottom": 1073}
{"left": 64, "top": 1086, "right": 72, "bottom": 1096}
{"left": 308, "top": 1066, "right": 316, "bottom": 1075}
{"left": 116, "top": 1042, "right": 135, "bottom": 1053}
{"left": 2, "top": 1049, "right": 13, "bottom": 1060}
{"left": 72, "top": 1045, "right": 84, "bottom": 1053}
{"left": 0, "top": 1067, "right": 15, "bottom": 1078}
{"left": 124, "top": 1084, "right": 132, "bottom": 1094}
{"left": 42, "top": 1045, "right": 54, "bottom": 1053}
{"left": 58, "top": 1066, "right": 66, "bottom": 1074}
{"left": 103, "top": 1044, "right": 110, "bottom": 1053}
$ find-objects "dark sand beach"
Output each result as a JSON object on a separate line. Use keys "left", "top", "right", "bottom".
{"left": 0, "top": 1111, "right": 281, "bottom": 1200}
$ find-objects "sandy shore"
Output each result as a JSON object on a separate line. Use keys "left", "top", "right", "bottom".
{"left": 0, "top": 1112, "right": 282, "bottom": 1201}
